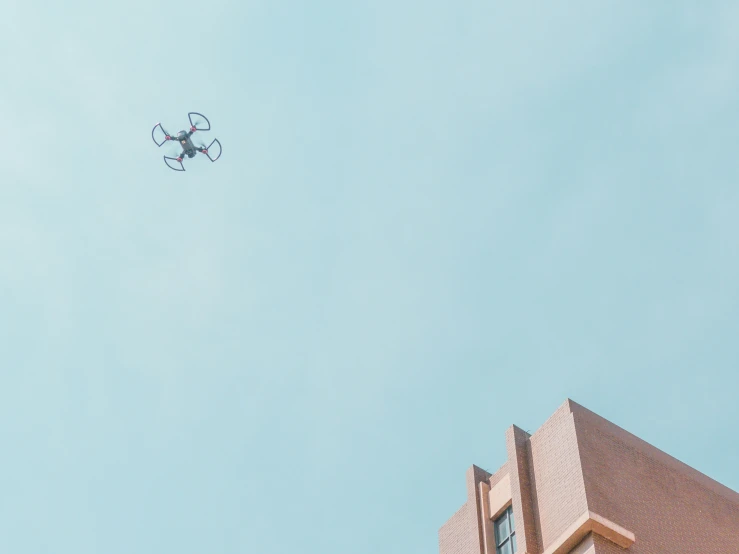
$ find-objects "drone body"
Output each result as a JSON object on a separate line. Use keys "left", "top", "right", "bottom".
{"left": 151, "top": 112, "right": 222, "bottom": 171}
{"left": 176, "top": 130, "right": 199, "bottom": 159}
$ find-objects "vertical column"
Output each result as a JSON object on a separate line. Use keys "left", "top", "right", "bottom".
{"left": 505, "top": 426, "right": 540, "bottom": 554}
{"left": 478, "top": 480, "right": 495, "bottom": 554}
{"left": 467, "top": 465, "right": 493, "bottom": 554}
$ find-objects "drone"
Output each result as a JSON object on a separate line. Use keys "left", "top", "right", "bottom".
{"left": 151, "top": 112, "right": 222, "bottom": 171}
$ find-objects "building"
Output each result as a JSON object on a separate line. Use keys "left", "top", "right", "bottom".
{"left": 438, "top": 399, "right": 739, "bottom": 554}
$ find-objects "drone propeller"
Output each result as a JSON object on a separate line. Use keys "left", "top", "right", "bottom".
{"left": 194, "top": 141, "right": 210, "bottom": 156}
{"left": 152, "top": 122, "right": 177, "bottom": 147}
{"left": 187, "top": 112, "right": 211, "bottom": 132}
{"left": 160, "top": 126, "right": 175, "bottom": 141}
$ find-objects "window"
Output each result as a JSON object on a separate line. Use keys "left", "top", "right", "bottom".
{"left": 494, "top": 506, "right": 517, "bottom": 554}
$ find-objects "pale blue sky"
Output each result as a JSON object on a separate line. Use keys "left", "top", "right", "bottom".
{"left": 1, "top": 1, "right": 738, "bottom": 553}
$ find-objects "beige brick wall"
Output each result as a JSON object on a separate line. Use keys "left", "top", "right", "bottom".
{"left": 439, "top": 502, "right": 482, "bottom": 554}
{"left": 569, "top": 534, "right": 595, "bottom": 554}
{"left": 571, "top": 401, "right": 739, "bottom": 553}
{"left": 439, "top": 466, "right": 491, "bottom": 554}
{"left": 527, "top": 402, "right": 589, "bottom": 551}
{"left": 439, "top": 399, "right": 739, "bottom": 554}
{"left": 589, "top": 533, "right": 624, "bottom": 554}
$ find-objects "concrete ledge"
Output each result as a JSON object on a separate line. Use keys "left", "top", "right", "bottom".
{"left": 542, "top": 511, "right": 635, "bottom": 554}
{"left": 488, "top": 473, "right": 512, "bottom": 520}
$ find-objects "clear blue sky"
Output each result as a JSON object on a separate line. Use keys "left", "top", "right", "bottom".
{"left": 1, "top": 1, "right": 738, "bottom": 553}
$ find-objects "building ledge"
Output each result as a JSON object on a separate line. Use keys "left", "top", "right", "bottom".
{"left": 542, "top": 511, "right": 635, "bottom": 554}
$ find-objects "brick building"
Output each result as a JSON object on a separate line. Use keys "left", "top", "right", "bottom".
{"left": 439, "top": 399, "right": 739, "bottom": 554}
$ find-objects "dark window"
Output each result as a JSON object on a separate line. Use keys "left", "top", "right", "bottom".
{"left": 494, "top": 505, "right": 517, "bottom": 554}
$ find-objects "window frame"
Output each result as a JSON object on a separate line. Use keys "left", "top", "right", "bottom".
{"left": 493, "top": 505, "right": 516, "bottom": 554}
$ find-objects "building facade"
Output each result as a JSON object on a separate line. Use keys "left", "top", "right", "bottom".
{"left": 439, "top": 399, "right": 739, "bottom": 554}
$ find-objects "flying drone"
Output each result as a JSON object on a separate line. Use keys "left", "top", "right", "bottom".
{"left": 151, "top": 112, "right": 222, "bottom": 171}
